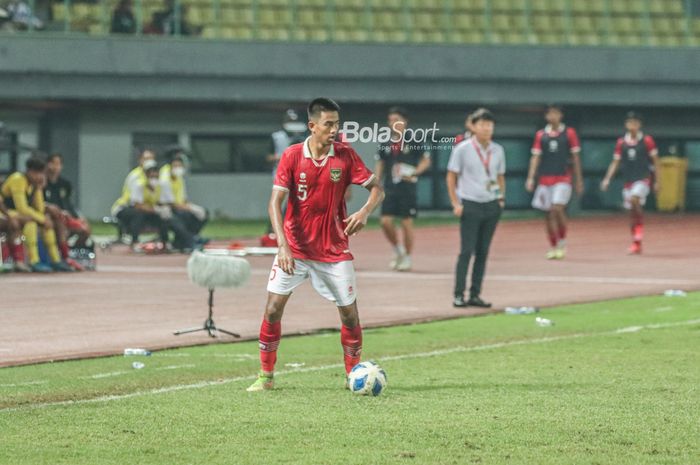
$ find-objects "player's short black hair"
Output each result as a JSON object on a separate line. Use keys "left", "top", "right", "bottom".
{"left": 471, "top": 108, "right": 495, "bottom": 124}
{"left": 307, "top": 97, "right": 341, "bottom": 120}
{"left": 47, "top": 153, "right": 63, "bottom": 163}
{"left": 546, "top": 103, "right": 563, "bottom": 113}
{"left": 625, "top": 111, "right": 642, "bottom": 122}
{"left": 25, "top": 156, "right": 46, "bottom": 172}
{"left": 387, "top": 106, "right": 409, "bottom": 121}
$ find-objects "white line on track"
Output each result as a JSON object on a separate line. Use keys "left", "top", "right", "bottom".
{"left": 0, "top": 381, "right": 48, "bottom": 387}
{"left": 156, "top": 364, "right": 196, "bottom": 371}
{"left": 2, "top": 317, "right": 699, "bottom": 414}
{"left": 84, "top": 371, "right": 130, "bottom": 380}
{"left": 13, "top": 264, "right": 695, "bottom": 287}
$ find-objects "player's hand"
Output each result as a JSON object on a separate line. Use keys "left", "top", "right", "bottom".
{"left": 498, "top": 199, "right": 505, "bottom": 209}
{"left": 343, "top": 209, "right": 369, "bottom": 236}
{"left": 452, "top": 203, "right": 463, "bottom": 218}
{"left": 277, "top": 244, "right": 295, "bottom": 274}
{"left": 600, "top": 179, "right": 610, "bottom": 192}
{"left": 575, "top": 181, "right": 585, "bottom": 196}
{"left": 525, "top": 178, "right": 535, "bottom": 193}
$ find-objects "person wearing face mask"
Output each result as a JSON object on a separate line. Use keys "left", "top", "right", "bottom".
{"left": 126, "top": 160, "right": 171, "bottom": 250}
{"left": 111, "top": 149, "right": 156, "bottom": 243}
{"left": 160, "top": 152, "right": 208, "bottom": 246}
{"left": 261, "top": 109, "right": 308, "bottom": 246}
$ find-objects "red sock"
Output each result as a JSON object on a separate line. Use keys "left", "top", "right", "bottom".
{"left": 59, "top": 241, "right": 70, "bottom": 260}
{"left": 548, "top": 231, "right": 558, "bottom": 247}
{"left": 631, "top": 213, "right": 644, "bottom": 242}
{"left": 558, "top": 225, "right": 567, "bottom": 241}
{"left": 9, "top": 239, "right": 25, "bottom": 263}
{"left": 258, "top": 320, "right": 281, "bottom": 373}
{"left": 341, "top": 325, "right": 362, "bottom": 374}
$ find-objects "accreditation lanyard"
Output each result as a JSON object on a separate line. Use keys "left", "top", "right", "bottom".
{"left": 471, "top": 138, "right": 492, "bottom": 178}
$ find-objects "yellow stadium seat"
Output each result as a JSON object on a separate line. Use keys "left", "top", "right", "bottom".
{"left": 491, "top": 14, "right": 511, "bottom": 32}
{"left": 335, "top": 10, "right": 363, "bottom": 29}
{"left": 201, "top": 25, "right": 218, "bottom": 39}
{"left": 573, "top": 15, "right": 595, "bottom": 33}
{"left": 412, "top": 12, "right": 438, "bottom": 30}
{"left": 537, "top": 32, "right": 566, "bottom": 45}
{"left": 297, "top": 9, "right": 321, "bottom": 28}
{"left": 649, "top": 0, "right": 665, "bottom": 14}
{"left": 53, "top": 4, "right": 66, "bottom": 21}
{"left": 374, "top": 11, "right": 401, "bottom": 29}
{"left": 454, "top": 13, "right": 473, "bottom": 30}
{"left": 452, "top": 0, "right": 486, "bottom": 12}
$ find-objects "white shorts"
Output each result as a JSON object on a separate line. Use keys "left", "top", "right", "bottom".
{"left": 267, "top": 258, "right": 357, "bottom": 307}
{"left": 532, "top": 183, "right": 572, "bottom": 211}
{"left": 623, "top": 180, "right": 650, "bottom": 210}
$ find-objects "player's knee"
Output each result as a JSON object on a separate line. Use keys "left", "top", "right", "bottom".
{"left": 264, "top": 298, "right": 285, "bottom": 322}
{"left": 43, "top": 217, "right": 54, "bottom": 230}
{"left": 338, "top": 304, "right": 359, "bottom": 327}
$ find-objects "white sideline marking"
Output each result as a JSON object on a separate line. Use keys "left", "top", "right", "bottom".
{"left": 654, "top": 306, "right": 674, "bottom": 313}
{"left": 0, "top": 381, "right": 48, "bottom": 388}
{"left": 85, "top": 371, "right": 130, "bottom": 380}
{"left": 156, "top": 364, "right": 196, "bottom": 371}
{"left": 20, "top": 264, "right": 695, "bottom": 287}
{"left": 2, "top": 318, "right": 699, "bottom": 413}
{"left": 616, "top": 326, "right": 643, "bottom": 334}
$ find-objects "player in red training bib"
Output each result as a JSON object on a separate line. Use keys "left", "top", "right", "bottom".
{"left": 526, "top": 104, "right": 584, "bottom": 260}
{"left": 601, "top": 111, "right": 660, "bottom": 255}
{"left": 247, "top": 97, "right": 385, "bottom": 392}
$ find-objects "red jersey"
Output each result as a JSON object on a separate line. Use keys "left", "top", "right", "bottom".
{"left": 273, "top": 138, "right": 375, "bottom": 262}
{"left": 531, "top": 125, "right": 581, "bottom": 186}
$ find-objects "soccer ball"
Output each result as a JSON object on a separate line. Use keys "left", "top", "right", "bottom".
{"left": 348, "top": 361, "right": 387, "bottom": 396}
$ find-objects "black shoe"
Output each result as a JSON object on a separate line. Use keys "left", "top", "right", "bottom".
{"left": 453, "top": 296, "right": 469, "bottom": 308}
{"left": 467, "top": 296, "right": 492, "bottom": 308}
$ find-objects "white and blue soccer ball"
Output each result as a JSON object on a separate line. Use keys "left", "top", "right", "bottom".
{"left": 348, "top": 361, "right": 387, "bottom": 396}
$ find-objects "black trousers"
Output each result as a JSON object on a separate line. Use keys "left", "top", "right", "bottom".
{"left": 130, "top": 210, "right": 169, "bottom": 244}
{"left": 454, "top": 199, "right": 501, "bottom": 298}
{"left": 174, "top": 209, "right": 208, "bottom": 236}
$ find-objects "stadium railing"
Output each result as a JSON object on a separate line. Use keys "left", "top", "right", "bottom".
{"left": 6, "top": 0, "right": 700, "bottom": 47}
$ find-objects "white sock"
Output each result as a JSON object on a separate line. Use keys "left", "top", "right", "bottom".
{"left": 394, "top": 244, "right": 406, "bottom": 256}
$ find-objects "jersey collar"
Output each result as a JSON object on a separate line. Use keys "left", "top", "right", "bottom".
{"left": 303, "top": 136, "right": 335, "bottom": 167}
{"left": 544, "top": 123, "right": 566, "bottom": 134}
{"left": 624, "top": 131, "right": 644, "bottom": 144}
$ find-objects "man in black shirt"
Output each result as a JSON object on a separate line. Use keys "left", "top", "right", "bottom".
{"left": 375, "top": 107, "right": 431, "bottom": 272}
{"left": 44, "top": 153, "right": 91, "bottom": 269}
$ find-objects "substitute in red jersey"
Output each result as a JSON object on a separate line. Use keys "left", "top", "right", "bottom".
{"left": 526, "top": 104, "right": 584, "bottom": 260}
{"left": 247, "top": 97, "right": 385, "bottom": 392}
{"left": 601, "top": 111, "right": 660, "bottom": 255}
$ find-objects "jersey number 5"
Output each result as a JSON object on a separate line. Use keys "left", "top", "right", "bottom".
{"left": 297, "top": 184, "right": 308, "bottom": 201}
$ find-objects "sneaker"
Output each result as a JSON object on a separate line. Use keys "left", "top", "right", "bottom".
{"left": 389, "top": 255, "right": 401, "bottom": 270}
{"left": 1, "top": 263, "right": 13, "bottom": 273}
{"left": 30, "top": 263, "right": 53, "bottom": 273}
{"left": 554, "top": 247, "right": 566, "bottom": 260}
{"left": 396, "top": 254, "right": 412, "bottom": 272}
{"left": 453, "top": 296, "right": 469, "bottom": 308}
{"left": 65, "top": 258, "right": 85, "bottom": 272}
{"left": 51, "top": 261, "right": 74, "bottom": 272}
{"left": 627, "top": 242, "right": 642, "bottom": 255}
{"left": 246, "top": 372, "right": 274, "bottom": 392}
{"left": 546, "top": 249, "right": 558, "bottom": 260}
{"left": 13, "top": 262, "right": 31, "bottom": 273}
{"left": 467, "top": 296, "right": 492, "bottom": 308}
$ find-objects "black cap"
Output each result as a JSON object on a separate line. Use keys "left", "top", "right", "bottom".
{"left": 625, "top": 111, "right": 642, "bottom": 122}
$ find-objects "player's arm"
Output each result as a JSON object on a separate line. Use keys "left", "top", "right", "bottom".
{"left": 343, "top": 177, "right": 384, "bottom": 236}
{"left": 497, "top": 174, "right": 506, "bottom": 209}
{"left": 374, "top": 159, "right": 384, "bottom": 185}
{"left": 446, "top": 170, "right": 462, "bottom": 218}
{"left": 572, "top": 152, "right": 584, "bottom": 195}
{"left": 10, "top": 180, "right": 45, "bottom": 224}
{"left": 600, "top": 159, "right": 620, "bottom": 191}
{"left": 409, "top": 152, "right": 431, "bottom": 182}
{"left": 647, "top": 136, "right": 661, "bottom": 193}
{"left": 268, "top": 187, "right": 294, "bottom": 273}
{"left": 525, "top": 153, "right": 540, "bottom": 193}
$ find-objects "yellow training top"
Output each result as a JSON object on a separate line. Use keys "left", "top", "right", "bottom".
{"left": 0, "top": 172, "right": 45, "bottom": 223}
{"left": 159, "top": 164, "right": 186, "bottom": 206}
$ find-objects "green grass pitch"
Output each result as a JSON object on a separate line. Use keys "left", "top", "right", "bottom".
{"left": 1, "top": 293, "right": 699, "bottom": 465}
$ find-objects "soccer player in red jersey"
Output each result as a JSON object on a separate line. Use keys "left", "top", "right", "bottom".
{"left": 247, "top": 98, "right": 385, "bottom": 392}
{"left": 601, "top": 112, "right": 660, "bottom": 255}
{"left": 526, "top": 105, "right": 584, "bottom": 259}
